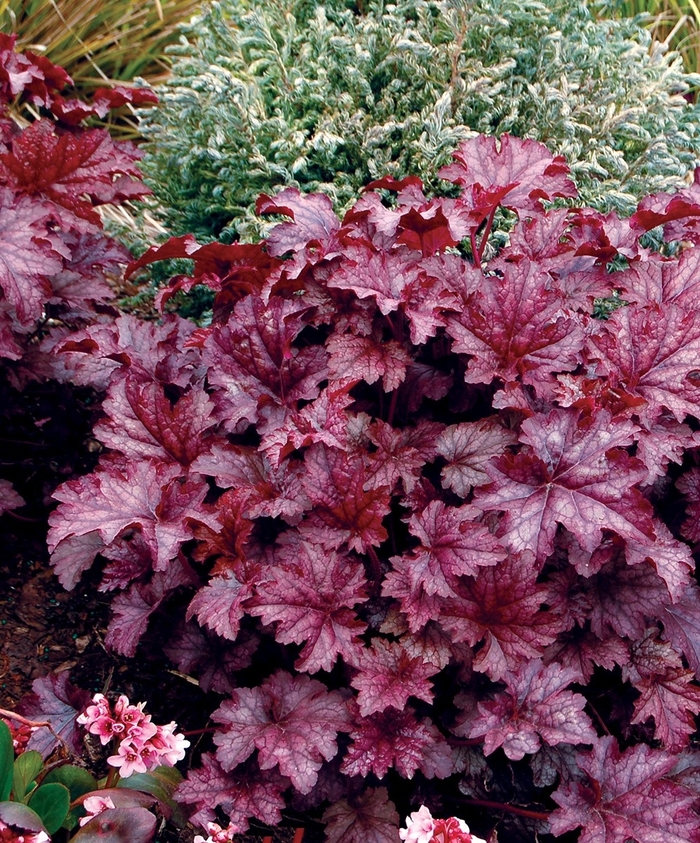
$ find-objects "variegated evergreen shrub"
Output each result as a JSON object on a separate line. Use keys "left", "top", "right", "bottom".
{"left": 139, "top": 0, "right": 700, "bottom": 241}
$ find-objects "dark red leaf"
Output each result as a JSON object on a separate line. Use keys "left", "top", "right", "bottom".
{"left": 175, "top": 753, "right": 287, "bottom": 832}
{"left": 323, "top": 787, "right": 400, "bottom": 843}
{"left": 439, "top": 552, "right": 563, "bottom": 680}
{"left": 300, "top": 444, "right": 391, "bottom": 553}
{"left": 445, "top": 260, "right": 585, "bottom": 395}
{"left": 249, "top": 537, "right": 368, "bottom": 673}
{"left": 350, "top": 638, "right": 438, "bottom": 716}
{"left": 341, "top": 707, "right": 451, "bottom": 779}
{"left": 550, "top": 737, "right": 700, "bottom": 843}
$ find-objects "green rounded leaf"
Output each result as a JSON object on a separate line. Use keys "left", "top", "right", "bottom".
{"left": 28, "top": 781, "right": 70, "bottom": 835}
{"left": 43, "top": 765, "right": 98, "bottom": 802}
{"left": 0, "top": 720, "right": 13, "bottom": 801}
{"left": 13, "top": 751, "right": 43, "bottom": 802}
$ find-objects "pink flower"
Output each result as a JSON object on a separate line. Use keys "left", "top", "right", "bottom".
{"left": 76, "top": 693, "right": 110, "bottom": 726}
{"left": 123, "top": 719, "right": 158, "bottom": 746}
{"left": 107, "top": 738, "right": 148, "bottom": 778}
{"left": 114, "top": 695, "right": 147, "bottom": 728}
{"left": 193, "top": 822, "right": 238, "bottom": 843}
{"left": 79, "top": 794, "right": 116, "bottom": 826}
{"left": 400, "top": 806, "right": 436, "bottom": 843}
{"left": 399, "top": 808, "right": 486, "bottom": 843}
{"left": 86, "top": 715, "right": 125, "bottom": 745}
{"left": 150, "top": 722, "right": 190, "bottom": 766}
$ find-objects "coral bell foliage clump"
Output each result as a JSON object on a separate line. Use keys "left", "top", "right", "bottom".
{"left": 47, "top": 127, "right": 700, "bottom": 842}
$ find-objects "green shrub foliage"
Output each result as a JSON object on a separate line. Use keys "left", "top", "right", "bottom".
{"left": 140, "top": 0, "right": 700, "bottom": 241}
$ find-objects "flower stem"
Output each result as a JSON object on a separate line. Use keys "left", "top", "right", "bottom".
{"left": 455, "top": 797, "right": 550, "bottom": 822}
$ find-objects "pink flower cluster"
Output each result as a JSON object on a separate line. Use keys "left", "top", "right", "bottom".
{"left": 193, "top": 821, "right": 238, "bottom": 843}
{"left": 400, "top": 807, "right": 487, "bottom": 843}
{"left": 77, "top": 693, "right": 190, "bottom": 778}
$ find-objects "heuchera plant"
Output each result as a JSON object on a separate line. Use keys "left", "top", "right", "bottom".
{"left": 0, "top": 34, "right": 154, "bottom": 512}
{"left": 47, "top": 129, "right": 700, "bottom": 842}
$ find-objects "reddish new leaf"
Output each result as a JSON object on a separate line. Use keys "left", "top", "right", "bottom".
{"left": 0, "top": 120, "right": 147, "bottom": 227}
{"left": 191, "top": 444, "right": 310, "bottom": 522}
{"left": 468, "top": 660, "right": 596, "bottom": 760}
{"left": 104, "top": 556, "right": 195, "bottom": 656}
{"left": 327, "top": 333, "right": 411, "bottom": 391}
{"left": 663, "top": 584, "right": 700, "bottom": 675}
{"left": 327, "top": 244, "right": 456, "bottom": 344}
{"left": 203, "top": 296, "right": 327, "bottom": 430}
{"left": 213, "top": 671, "right": 351, "bottom": 793}
{"left": 256, "top": 187, "right": 341, "bottom": 257}
{"left": 438, "top": 134, "right": 577, "bottom": 215}
{"left": 625, "top": 631, "right": 700, "bottom": 750}
{"left": 365, "top": 420, "right": 444, "bottom": 493}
